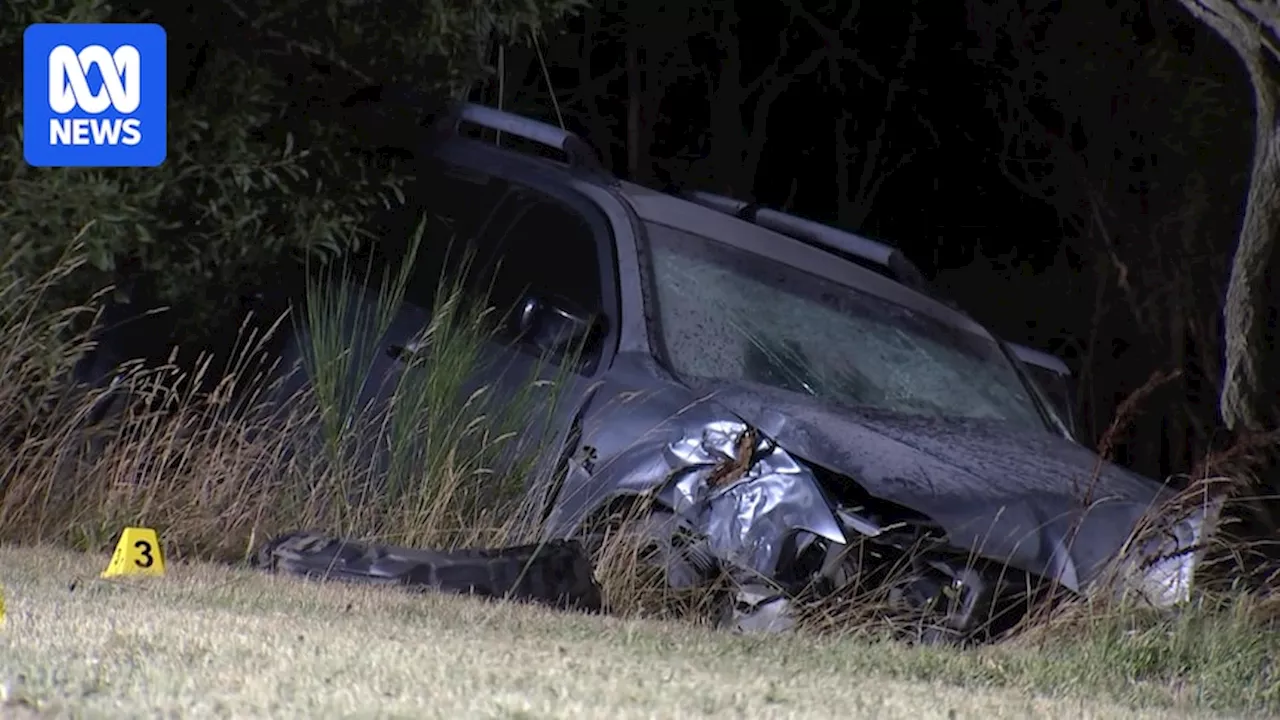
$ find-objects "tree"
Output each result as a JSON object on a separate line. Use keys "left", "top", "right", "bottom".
{"left": 1177, "top": 0, "right": 1280, "bottom": 433}
{"left": 966, "top": 0, "right": 1253, "bottom": 473}
{"left": 782, "top": 0, "right": 923, "bottom": 229}
{"left": 0, "top": 0, "right": 584, "bottom": 340}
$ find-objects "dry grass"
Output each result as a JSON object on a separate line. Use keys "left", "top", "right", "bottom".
{"left": 0, "top": 236, "right": 564, "bottom": 560}
{"left": 3, "top": 243, "right": 1280, "bottom": 716}
{"left": 0, "top": 546, "right": 1225, "bottom": 719}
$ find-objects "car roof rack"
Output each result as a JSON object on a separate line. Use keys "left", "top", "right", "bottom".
{"left": 680, "top": 190, "right": 935, "bottom": 295}
{"left": 441, "top": 103, "right": 606, "bottom": 175}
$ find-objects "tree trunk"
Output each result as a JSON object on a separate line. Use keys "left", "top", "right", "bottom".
{"left": 1221, "top": 122, "right": 1280, "bottom": 431}
{"left": 1177, "top": 0, "right": 1280, "bottom": 431}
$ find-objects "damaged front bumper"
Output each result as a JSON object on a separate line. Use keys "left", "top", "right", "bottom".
{"left": 658, "top": 420, "right": 845, "bottom": 580}
{"left": 639, "top": 419, "right": 1218, "bottom": 637}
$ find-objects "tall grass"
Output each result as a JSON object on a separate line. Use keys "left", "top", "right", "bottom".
{"left": 0, "top": 224, "right": 578, "bottom": 563}
{"left": 292, "top": 220, "right": 582, "bottom": 547}
{"left": 5, "top": 228, "right": 1280, "bottom": 714}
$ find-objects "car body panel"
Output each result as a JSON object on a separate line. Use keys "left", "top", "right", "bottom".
{"left": 683, "top": 378, "right": 1169, "bottom": 591}
{"left": 136, "top": 105, "right": 1198, "bottom": 632}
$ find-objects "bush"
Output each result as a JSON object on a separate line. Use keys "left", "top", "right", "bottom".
{"left": 0, "top": 0, "right": 585, "bottom": 341}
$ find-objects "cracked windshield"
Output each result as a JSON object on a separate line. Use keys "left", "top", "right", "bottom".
{"left": 645, "top": 222, "right": 1044, "bottom": 426}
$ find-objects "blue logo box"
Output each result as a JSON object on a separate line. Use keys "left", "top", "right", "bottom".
{"left": 23, "top": 23, "right": 167, "bottom": 167}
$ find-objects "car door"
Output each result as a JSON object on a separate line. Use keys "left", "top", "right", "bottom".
{"left": 371, "top": 161, "right": 620, "bottom": 501}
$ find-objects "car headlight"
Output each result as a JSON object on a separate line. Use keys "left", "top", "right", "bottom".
{"left": 1127, "top": 493, "right": 1222, "bottom": 608}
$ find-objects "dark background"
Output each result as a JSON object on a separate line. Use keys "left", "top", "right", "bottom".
{"left": 2, "top": 0, "right": 1263, "bottom": 489}
{"left": 480, "top": 0, "right": 1258, "bottom": 483}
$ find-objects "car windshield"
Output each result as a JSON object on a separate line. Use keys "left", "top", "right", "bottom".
{"left": 642, "top": 221, "right": 1047, "bottom": 426}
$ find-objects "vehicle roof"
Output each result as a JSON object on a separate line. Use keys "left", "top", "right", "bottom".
{"left": 432, "top": 129, "right": 1001, "bottom": 348}
{"left": 611, "top": 179, "right": 998, "bottom": 341}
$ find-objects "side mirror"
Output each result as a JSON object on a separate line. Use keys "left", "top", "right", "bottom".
{"left": 514, "top": 294, "right": 601, "bottom": 359}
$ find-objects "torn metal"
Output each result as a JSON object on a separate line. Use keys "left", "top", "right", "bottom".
{"left": 569, "top": 392, "right": 1219, "bottom": 639}
{"left": 656, "top": 419, "right": 844, "bottom": 580}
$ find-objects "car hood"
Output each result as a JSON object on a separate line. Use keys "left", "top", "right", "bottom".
{"left": 692, "top": 379, "right": 1174, "bottom": 591}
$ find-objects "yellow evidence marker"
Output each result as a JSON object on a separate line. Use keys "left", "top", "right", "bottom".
{"left": 101, "top": 526, "right": 166, "bottom": 578}
{"left": 0, "top": 585, "right": 5, "bottom": 626}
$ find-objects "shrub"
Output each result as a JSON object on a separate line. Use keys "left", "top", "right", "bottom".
{"left": 0, "top": 0, "right": 585, "bottom": 340}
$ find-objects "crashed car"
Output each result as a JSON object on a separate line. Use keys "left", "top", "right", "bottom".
{"left": 92, "top": 103, "right": 1219, "bottom": 639}
{"left": 680, "top": 188, "right": 1085, "bottom": 446}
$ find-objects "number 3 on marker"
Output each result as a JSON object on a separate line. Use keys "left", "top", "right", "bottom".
{"left": 134, "top": 539, "right": 154, "bottom": 568}
{"left": 101, "top": 526, "right": 164, "bottom": 577}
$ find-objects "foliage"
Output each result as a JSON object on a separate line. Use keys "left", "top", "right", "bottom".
{"left": 0, "top": 0, "right": 585, "bottom": 341}
{"left": 962, "top": 0, "right": 1255, "bottom": 473}
{"left": 293, "top": 223, "right": 579, "bottom": 544}
{"left": 0, "top": 241, "right": 572, "bottom": 556}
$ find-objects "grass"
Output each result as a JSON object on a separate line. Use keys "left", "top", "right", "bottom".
{"left": 0, "top": 228, "right": 571, "bottom": 559}
{"left": 2, "top": 237, "right": 1280, "bottom": 716}
{"left": 0, "top": 545, "right": 1236, "bottom": 719}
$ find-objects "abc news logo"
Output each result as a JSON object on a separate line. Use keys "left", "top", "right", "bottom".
{"left": 24, "top": 23, "right": 166, "bottom": 168}
{"left": 48, "top": 44, "right": 143, "bottom": 147}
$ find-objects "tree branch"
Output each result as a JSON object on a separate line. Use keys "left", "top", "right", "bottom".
{"left": 845, "top": 6, "right": 924, "bottom": 224}
{"left": 742, "top": 27, "right": 795, "bottom": 98}
{"left": 716, "top": 6, "right": 747, "bottom": 102}
{"left": 738, "top": 46, "right": 826, "bottom": 187}
{"left": 1178, "top": 0, "right": 1275, "bottom": 120}
{"left": 748, "top": 47, "right": 826, "bottom": 138}
{"left": 777, "top": 0, "right": 883, "bottom": 86}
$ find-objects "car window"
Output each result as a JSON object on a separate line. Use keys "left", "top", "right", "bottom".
{"left": 641, "top": 221, "right": 1046, "bottom": 426}
{"left": 418, "top": 181, "right": 608, "bottom": 372}
{"left": 394, "top": 165, "right": 518, "bottom": 310}
{"left": 349, "top": 161, "right": 517, "bottom": 311}
{"left": 389, "top": 168, "right": 603, "bottom": 324}
{"left": 473, "top": 188, "right": 604, "bottom": 321}
{"left": 361, "top": 160, "right": 607, "bottom": 369}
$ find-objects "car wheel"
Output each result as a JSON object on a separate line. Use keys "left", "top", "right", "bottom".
{"left": 885, "top": 564, "right": 999, "bottom": 646}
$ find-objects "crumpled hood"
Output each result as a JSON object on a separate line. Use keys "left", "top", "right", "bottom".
{"left": 695, "top": 380, "right": 1175, "bottom": 592}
